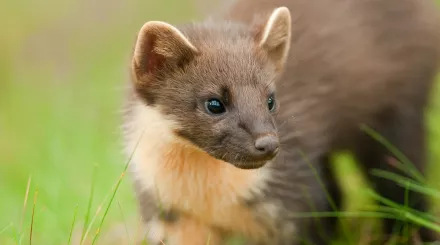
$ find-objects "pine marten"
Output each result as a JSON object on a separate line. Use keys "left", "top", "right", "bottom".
{"left": 122, "top": 0, "right": 440, "bottom": 244}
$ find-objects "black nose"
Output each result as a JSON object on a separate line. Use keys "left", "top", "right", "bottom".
{"left": 254, "top": 135, "right": 279, "bottom": 158}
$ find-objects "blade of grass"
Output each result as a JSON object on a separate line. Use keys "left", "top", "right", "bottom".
{"left": 367, "top": 189, "right": 418, "bottom": 212}
{"left": 298, "top": 149, "right": 351, "bottom": 243}
{"left": 0, "top": 223, "right": 13, "bottom": 236}
{"left": 68, "top": 204, "right": 79, "bottom": 245}
{"left": 91, "top": 171, "right": 127, "bottom": 244}
{"left": 82, "top": 137, "right": 144, "bottom": 244}
{"left": 12, "top": 226, "right": 22, "bottom": 245}
{"left": 298, "top": 149, "right": 339, "bottom": 211}
{"left": 403, "top": 180, "right": 410, "bottom": 240}
{"left": 366, "top": 190, "right": 440, "bottom": 232}
{"left": 81, "top": 187, "right": 119, "bottom": 244}
{"left": 29, "top": 187, "right": 38, "bottom": 245}
{"left": 360, "top": 124, "right": 425, "bottom": 183}
{"left": 373, "top": 205, "right": 438, "bottom": 222}
{"left": 91, "top": 128, "right": 145, "bottom": 245}
{"left": 370, "top": 169, "right": 440, "bottom": 198}
{"left": 19, "top": 176, "right": 31, "bottom": 238}
{"left": 81, "top": 204, "right": 104, "bottom": 244}
{"left": 400, "top": 211, "right": 440, "bottom": 233}
{"left": 81, "top": 164, "right": 99, "bottom": 243}
{"left": 117, "top": 200, "right": 130, "bottom": 244}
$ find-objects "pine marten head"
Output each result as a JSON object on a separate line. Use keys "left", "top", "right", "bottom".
{"left": 129, "top": 7, "right": 291, "bottom": 169}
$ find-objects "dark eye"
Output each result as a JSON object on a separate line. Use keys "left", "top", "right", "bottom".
{"left": 205, "top": 99, "right": 226, "bottom": 114}
{"left": 267, "top": 95, "right": 276, "bottom": 111}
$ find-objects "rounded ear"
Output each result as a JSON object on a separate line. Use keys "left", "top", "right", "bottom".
{"left": 254, "top": 7, "right": 292, "bottom": 71}
{"left": 132, "top": 21, "right": 199, "bottom": 83}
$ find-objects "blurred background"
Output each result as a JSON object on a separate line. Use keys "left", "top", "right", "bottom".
{"left": 0, "top": 0, "right": 439, "bottom": 244}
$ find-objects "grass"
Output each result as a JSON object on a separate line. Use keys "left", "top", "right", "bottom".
{"left": 0, "top": 0, "right": 439, "bottom": 244}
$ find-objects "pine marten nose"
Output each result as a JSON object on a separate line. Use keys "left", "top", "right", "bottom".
{"left": 254, "top": 135, "right": 279, "bottom": 158}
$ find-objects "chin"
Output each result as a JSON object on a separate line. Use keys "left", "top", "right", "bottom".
{"left": 209, "top": 151, "right": 277, "bottom": 170}
{"left": 229, "top": 160, "right": 270, "bottom": 170}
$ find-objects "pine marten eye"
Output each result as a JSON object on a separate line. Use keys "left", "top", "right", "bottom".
{"left": 205, "top": 98, "right": 226, "bottom": 115}
{"left": 268, "top": 95, "right": 276, "bottom": 112}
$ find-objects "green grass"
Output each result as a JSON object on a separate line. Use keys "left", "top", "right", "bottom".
{"left": 0, "top": 0, "right": 439, "bottom": 244}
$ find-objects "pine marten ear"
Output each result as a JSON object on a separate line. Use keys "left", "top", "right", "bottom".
{"left": 255, "top": 7, "right": 292, "bottom": 71}
{"left": 132, "top": 21, "right": 199, "bottom": 82}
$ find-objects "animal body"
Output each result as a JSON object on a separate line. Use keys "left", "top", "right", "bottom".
{"left": 122, "top": 0, "right": 440, "bottom": 244}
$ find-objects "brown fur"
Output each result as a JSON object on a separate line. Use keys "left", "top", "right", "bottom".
{"left": 122, "top": 0, "right": 440, "bottom": 244}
